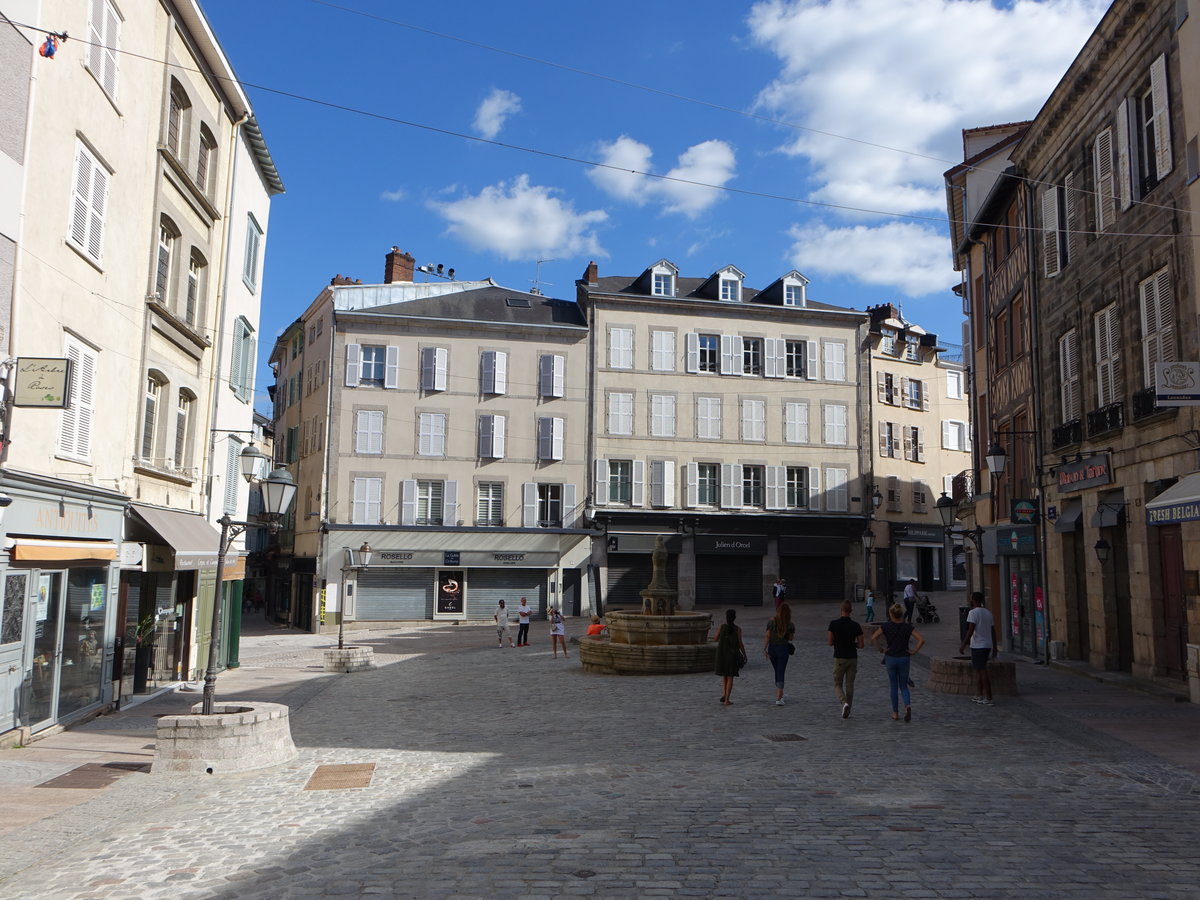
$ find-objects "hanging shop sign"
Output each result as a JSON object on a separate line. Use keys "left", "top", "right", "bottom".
{"left": 12, "top": 357, "right": 71, "bottom": 407}
{"left": 1154, "top": 362, "right": 1200, "bottom": 406}
{"left": 1010, "top": 499, "right": 1038, "bottom": 524}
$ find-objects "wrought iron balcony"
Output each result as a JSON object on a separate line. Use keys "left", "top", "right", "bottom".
{"left": 1086, "top": 402, "right": 1124, "bottom": 437}
{"left": 1051, "top": 419, "right": 1082, "bottom": 450}
{"left": 1132, "top": 386, "right": 1164, "bottom": 421}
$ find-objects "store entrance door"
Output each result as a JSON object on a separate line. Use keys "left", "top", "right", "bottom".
{"left": 0, "top": 572, "right": 28, "bottom": 732}
{"left": 25, "top": 572, "right": 64, "bottom": 731}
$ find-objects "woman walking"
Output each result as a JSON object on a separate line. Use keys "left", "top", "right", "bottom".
{"left": 763, "top": 601, "right": 796, "bottom": 706}
{"left": 549, "top": 606, "right": 568, "bottom": 658}
{"left": 713, "top": 609, "right": 747, "bottom": 705}
{"left": 870, "top": 603, "right": 926, "bottom": 721}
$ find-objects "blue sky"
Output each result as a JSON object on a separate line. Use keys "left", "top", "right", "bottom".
{"left": 200, "top": 0, "right": 1110, "bottom": 414}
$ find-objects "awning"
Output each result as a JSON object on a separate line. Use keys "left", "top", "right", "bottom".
{"left": 8, "top": 538, "right": 118, "bottom": 562}
{"left": 1054, "top": 499, "right": 1083, "bottom": 533}
{"left": 129, "top": 503, "right": 221, "bottom": 569}
{"left": 1090, "top": 491, "right": 1126, "bottom": 528}
{"left": 1146, "top": 473, "right": 1200, "bottom": 525}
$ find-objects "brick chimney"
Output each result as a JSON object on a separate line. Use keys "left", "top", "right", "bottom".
{"left": 583, "top": 260, "right": 598, "bottom": 285}
{"left": 385, "top": 246, "right": 415, "bottom": 284}
{"left": 330, "top": 274, "right": 357, "bottom": 286}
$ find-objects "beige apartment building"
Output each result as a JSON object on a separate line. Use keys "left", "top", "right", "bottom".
{"left": 270, "top": 249, "right": 591, "bottom": 628}
{"left": 577, "top": 260, "right": 871, "bottom": 608}
{"left": 864, "top": 304, "right": 971, "bottom": 602}
{"left": 0, "top": 1, "right": 280, "bottom": 739}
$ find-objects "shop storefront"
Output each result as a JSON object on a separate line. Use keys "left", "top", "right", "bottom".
{"left": 779, "top": 535, "right": 849, "bottom": 603}
{"left": 890, "top": 523, "right": 946, "bottom": 593}
{"left": 0, "top": 470, "right": 125, "bottom": 738}
{"left": 996, "top": 523, "right": 1041, "bottom": 657}
{"left": 325, "top": 527, "right": 590, "bottom": 624}
{"left": 694, "top": 534, "right": 765, "bottom": 607}
{"left": 603, "top": 533, "right": 682, "bottom": 609}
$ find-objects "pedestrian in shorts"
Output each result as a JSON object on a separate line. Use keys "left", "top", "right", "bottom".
{"left": 494, "top": 599, "right": 515, "bottom": 648}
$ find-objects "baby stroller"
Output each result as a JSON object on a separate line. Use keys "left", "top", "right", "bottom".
{"left": 914, "top": 593, "right": 940, "bottom": 624}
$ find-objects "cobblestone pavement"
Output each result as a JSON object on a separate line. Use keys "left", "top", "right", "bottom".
{"left": 1, "top": 601, "right": 1199, "bottom": 899}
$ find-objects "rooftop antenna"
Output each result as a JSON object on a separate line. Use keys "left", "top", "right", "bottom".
{"left": 530, "top": 258, "right": 556, "bottom": 296}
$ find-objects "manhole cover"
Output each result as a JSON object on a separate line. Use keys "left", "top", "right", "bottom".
{"left": 304, "top": 763, "right": 376, "bottom": 791}
{"left": 36, "top": 762, "right": 149, "bottom": 789}
{"left": 573, "top": 870, "right": 597, "bottom": 879}
{"left": 765, "top": 733, "right": 807, "bottom": 742}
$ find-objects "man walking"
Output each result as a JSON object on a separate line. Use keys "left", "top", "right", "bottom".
{"left": 772, "top": 577, "right": 788, "bottom": 610}
{"left": 827, "top": 600, "right": 864, "bottom": 718}
{"left": 903, "top": 579, "right": 917, "bottom": 623}
{"left": 494, "top": 598, "right": 515, "bottom": 648}
{"left": 959, "top": 591, "right": 998, "bottom": 704}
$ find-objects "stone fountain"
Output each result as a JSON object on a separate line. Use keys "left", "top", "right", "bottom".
{"left": 579, "top": 535, "right": 715, "bottom": 675}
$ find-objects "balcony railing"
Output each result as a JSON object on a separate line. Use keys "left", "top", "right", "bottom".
{"left": 1051, "top": 419, "right": 1082, "bottom": 450}
{"left": 1086, "top": 402, "right": 1124, "bottom": 437}
{"left": 1132, "top": 387, "right": 1166, "bottom": 422}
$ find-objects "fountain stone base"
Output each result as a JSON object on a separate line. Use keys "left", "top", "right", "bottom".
{"left": 579, "top": 609, "right": 714, "bottom": 675}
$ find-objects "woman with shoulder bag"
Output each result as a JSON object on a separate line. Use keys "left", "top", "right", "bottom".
{"left": 763, "top": 601, "right": 796, "bottom": 706}
{"left": 713, "top": 609, "right": 747, "bottom": 705}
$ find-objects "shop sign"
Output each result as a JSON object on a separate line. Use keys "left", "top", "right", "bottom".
{"left": 1010, "top": 499, "right": 1038, "bottom": 524}
{"left": 890, "top": 524, "right": 944, "bottom": 542}
{"left": 1155, "top": 362, "right": 1200, "bottom": 406}
{"left": 1056, "top": 454, "right": 1111, "bottom": 493}
{"left": 998, "top": 525, "right": 1037, "bottom": 556}
{"left": 1147, "top": 502, "right": 1200, "bottom": 525}
{"left": 13, "top": 357, "right": 70, "bottom": 407}
{"left": 444, "top": 551, "right": 460, "bottom": 566}
{"left": 694, "top": 534, "right": 766, "bottom": 555}
{"left": 437, "top": 570, "right": 464, "bottom": 614}
{"left": 493, "top": 552, "right": 525, "bottom": 565}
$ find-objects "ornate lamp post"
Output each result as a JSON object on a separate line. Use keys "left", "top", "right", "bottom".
{"left": 201, "top": 451, "right": 296, "bottom": 715}
{"left": 338, "top": 541, "right": 372, "bottom": 650}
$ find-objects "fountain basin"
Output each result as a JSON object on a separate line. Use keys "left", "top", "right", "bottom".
{"left": 578, "top": 637, "right": 717, "bottom": 675}
{"left": 605, "top": 610, "right": 712, "bottom": 646}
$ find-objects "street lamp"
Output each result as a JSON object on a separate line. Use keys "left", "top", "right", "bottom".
{"left": 936, "top": 492, "right": 984, "bottom": 551}
{"left": 338, "top": 542, "right": 372, "bottom": 650}
{"left": 1094, "top": 538, "right": 1111, "bottom": 564}
{"left": 201, "top": 458, "right": 296, "bottom": 715}
{"left": 871, "top": 487, "right": 883, "bottom": 511}
{"left": 986, "top": 441, "right": 1007, "bottom": 479}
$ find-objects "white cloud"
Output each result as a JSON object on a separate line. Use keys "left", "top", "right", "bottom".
{"left": 431, "top": 175, "right": 607, "bottom": 261}
{"left": 473, "top": 88, "right": 522, "bottom": 140}
{"left": 588, "top": 136, "right": 736, "bottom": 218}
{"left": 748, "top": 0, "right": 1107, "bottom": 295}
{"left": 786, "top": 221, "right": 953, "bottom": 297}
{"left": 380, "top": 188, "right": 406, "bottom": 202}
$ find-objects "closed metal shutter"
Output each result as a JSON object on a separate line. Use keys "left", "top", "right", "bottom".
{"left": 357, "top": 568, "right": 434, "bottom": 620}
{"left": 781, "top": 557, "right": 846, "bottom": 603}
{"left": 466, "top": 569, "right": 547, "bottom": 620}
{"left": 605, "top": 553, "right": 678, "bottom": 609}
{"left": 694, "top": 555, "right": 762, "bottom": 606}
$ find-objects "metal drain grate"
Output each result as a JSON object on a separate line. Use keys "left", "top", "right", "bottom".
{"left": 303, "top": 763, "right": 376, "bottom": 791}
{"left": 36, "top": 762, "right": 150, "bottom": 789}
{"left": 765, "top": 733, "right": 807, "bottom": 742}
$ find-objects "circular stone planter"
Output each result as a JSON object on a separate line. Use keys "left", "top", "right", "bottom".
{"left": 926, "top": 657, "right": 1018, "bottom": 696}
{"left": 323, "top": 645, "right": 376, "bottom": 673}
{"left": 151, "top": 701, "right": 298, "bottom": 775}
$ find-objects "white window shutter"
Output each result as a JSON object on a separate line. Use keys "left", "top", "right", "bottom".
{"left": 808, "top": 467, "right": 821, "bottom": 511}
{"left": 1116, "top": 99, "right": 1132, "bottom": 210}
{"left": 1064, "top": 172, "right": 1080, "bottom": 265}
{"left": 593, "top": 459, "right": 608, "bottom": 506}
{"left": 523, "top": 482, "right": 538, "bottom": 527}
{"left": 806, "top": 341, "right": 819, "bottom": 380}
{"left": 552, "top": 417, "right": 564, "bottom": 460}
{"left": 435, "top": 348, "right": 448, "bottom": 390}
{"left": 685, "top": 333, "right": 700, "bottom": 373}
{"left": 401, "top": 479, "right": 417, "bottom": 526}
{"left": 631, "top": 460, "right": 645, "bottom": 507}
{"left": 720, "top": 335, "right": 738, "bottom": 374}
{"left": 921, "top": 381, "right": 930, "bottom": 411}
{"left": 685, "top": 463, "right": 698, "bottom": 508}
{"left": 443, "top": 480, "right": 458, "bottom": 526}
{"left": 1041, "top": 186, "right": 1060, "bottom": 277}
{"left": 1094, "top": 128, "right": 1115, "bottom": 232}
{"left": 494, "top": 351, "right": 507, "bottom": 394}
{"left": 1150, "top": 53, "right": 1173, "bottom": 180}
{"left": 765, "top": 465, "right": 785, "bottom": 510}
{"left": 721, "top": 463, "right": 742, "bottom": 509}
{"left": 345, "top": 343, "right": 360, "bottom": 387}
{"left": 494, "top": 415, "right": 505, "bottom": 458}
{"left": 384, "top": 346, "right": 400, "bottom": 389}
{"left": 942, "top": 420, "right": 953, "bottom": 449}
{"left": 563, "top": 484, "right": 578, "bottom": 527}
{"left": 552, "top": 355, "right": 565, "bottom": 396}
{"left": 877, "top": 371, "right": 887, "bottom": 403}
{"left": 355, "top": 410, "right": 367, "bottom": 452}
{"left": 764, "top": 338, "right": 779, "bottom": 378}
{"left": 661, "top": 461, "right": 675, "bottom": 507}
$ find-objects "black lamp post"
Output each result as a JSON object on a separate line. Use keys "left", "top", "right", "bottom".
{"left": 201, "top": 453, "right": 296, "bottom": 715}
{"left": 986, "top": 442, "right": 1007, "bottom": 479}
{"left": 862, "top": 525, "right": 875, "bottom": 592}
{"left": 338, "top": 541, "right": 372, "bottom": 650}
{"left": 1094, "top": 538, "right": 1111, "bottom": 564}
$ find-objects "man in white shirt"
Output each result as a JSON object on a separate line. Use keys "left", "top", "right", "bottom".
{"left": 959, "top": 591, "right": 998, "bottom": 705}
{"left": 516, "top": 597, "right": 532, "bottom": 647}
{"left": 494, "top": 599, "right": 515, "bottom": 648}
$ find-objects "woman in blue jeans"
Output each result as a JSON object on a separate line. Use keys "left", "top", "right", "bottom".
{"left": 762, "top": 602, "right": 796, "bottom": 706}
{"left": 870, "top": 603, "right": 926, "bottom": 721}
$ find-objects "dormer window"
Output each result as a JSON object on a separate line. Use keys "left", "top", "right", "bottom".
{"left": 653, "top": 272, "right": 674, "bottom": 297}
{"left": 784, "top": 284, "right": 802, "bottom": 306}
{"left": 881, "top": 328, "right": 897, "bottom": 355}
{"left": 720, "top": 278, "right": 740, "bottom": 302}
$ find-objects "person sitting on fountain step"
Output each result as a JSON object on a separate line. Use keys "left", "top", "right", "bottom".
{"left": 586, "top": 615, "right": 608, "bottom": 637}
